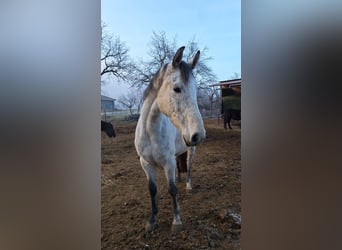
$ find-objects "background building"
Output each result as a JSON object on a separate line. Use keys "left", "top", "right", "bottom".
{"left": 101, "top": 95, "right": 116, "bottom": 112}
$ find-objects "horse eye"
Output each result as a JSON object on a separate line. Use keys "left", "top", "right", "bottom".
{"left": 173, "top": 87, "right": 181, "bottom": 93}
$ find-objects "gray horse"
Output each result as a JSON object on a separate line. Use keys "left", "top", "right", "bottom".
{"left": 135, "top": 46, "right": 205, "bottom": 232}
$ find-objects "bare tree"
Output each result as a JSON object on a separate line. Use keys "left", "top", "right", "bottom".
{"left": 147, "top": 31, "right": 177, "bottom": 69}
{"left": 130, "top": 31, "right": 217, "bottom": 90}
{"left": 117, "top": 89, "right": 140, "bottom": 115}
{"left": 129, "top": 31, "right": 177, "bottom": 88}
{"left": 198, "top": 86, "right": 220, "bottom": 117}
{"left": 184, "top": 37, "right": 218, "bottom": 89}
{"left": 101, "top": 23, "right": 133, "bottom": 81}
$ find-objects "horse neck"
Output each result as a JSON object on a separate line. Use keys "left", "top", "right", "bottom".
{"left": 140, "top": 91, "right": 163, "bottom": 126}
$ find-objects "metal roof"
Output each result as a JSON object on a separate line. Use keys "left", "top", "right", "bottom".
{"left": 101, "top": 95, "right": 116, "bottom": 101}
{"left": 210, "top": 78, "right": 241, "bottom": 87}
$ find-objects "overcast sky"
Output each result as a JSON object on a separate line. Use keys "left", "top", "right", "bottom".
{"left": 101, "top": 0, "right": 241, "bottom": 99}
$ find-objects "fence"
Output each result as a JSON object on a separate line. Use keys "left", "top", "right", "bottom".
{"left": 102, "top": 108, "right": 221, "bottom": 121}
{"left": 201, "top": 108, "right": 221, "bottom": 119}
{"left": 101, "top": 110, "right": 139, "bottom": 123}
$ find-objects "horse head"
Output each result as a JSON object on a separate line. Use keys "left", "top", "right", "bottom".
{"left": 156, "top": 46, "right": 206, "bottom": 146}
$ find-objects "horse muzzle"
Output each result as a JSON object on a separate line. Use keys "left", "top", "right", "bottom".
{"left": 183, "top": 132, "right": 205, "bottom": 147}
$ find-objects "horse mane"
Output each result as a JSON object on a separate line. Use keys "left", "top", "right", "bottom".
{"left": 142, "top": 61, "right": 192, "bottom": 102}
{"left": 142, "top": 64, "right": 167, "bottom": 101}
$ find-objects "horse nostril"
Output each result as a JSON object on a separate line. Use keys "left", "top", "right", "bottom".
{"left": 191, "top": 133, "right": 200, "bottom": 145}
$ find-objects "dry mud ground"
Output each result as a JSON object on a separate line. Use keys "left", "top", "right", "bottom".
{"left": 102, "top": 119, "right": 241, "bottom": 249}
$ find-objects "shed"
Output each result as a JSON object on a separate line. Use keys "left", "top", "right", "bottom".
{"left": 211, "top": 78, "right": 241, "bottom": 113}
{"left": 101, "top": 95, "right": 116, "bottom": 112}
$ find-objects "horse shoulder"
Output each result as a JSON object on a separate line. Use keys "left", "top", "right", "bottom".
{"left": 135, "top": 119, "right": 151, "bottom": 155}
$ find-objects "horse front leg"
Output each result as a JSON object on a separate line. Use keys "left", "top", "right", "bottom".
{"left": 140, "top": 158, "right": 158, "bottom": 232}
{"left": 169, "top": 180, "right": 182, "bottom": 231}
{"left": 186, "top": 147, "right": 196, "bottom": 192}
{"left": 165, "top": 165, "right": 182, "bottom": 231}
{"left": 147, "top": 179, "right": 158, "bottom": 231}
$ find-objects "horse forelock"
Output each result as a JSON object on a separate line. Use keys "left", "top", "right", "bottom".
{"left": 142, "top": 61, "right": 193, "bottom": 101}
{"left": 179, "top": 61, "right": 192, "bottom": 84}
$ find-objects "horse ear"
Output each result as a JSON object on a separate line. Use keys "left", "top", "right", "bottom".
{"left": 189, "top": 50, "right": 200, "bottom": 69}
{"left": 172, "top": 46, "right": 185, "bottom": 67}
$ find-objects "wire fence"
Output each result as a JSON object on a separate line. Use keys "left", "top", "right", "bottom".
{"left": 101, "top": 110, "right": 139, "bottom": 123}
{"left": 101, "top": 108, "right": 221, "bottom": 124}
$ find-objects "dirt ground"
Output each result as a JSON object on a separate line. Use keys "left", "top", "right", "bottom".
{"left": 101, "top": 118, "right": 241, "bottom": 249}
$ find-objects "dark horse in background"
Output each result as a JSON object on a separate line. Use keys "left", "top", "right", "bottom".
{"left": 223, "top": 109, "right": 241, "bottom": 130}
{"left": 101, "top": 120, "right": 116, "bottom": 138}
{"left": 221, "top": 88, "right": 241, "bottom": 130}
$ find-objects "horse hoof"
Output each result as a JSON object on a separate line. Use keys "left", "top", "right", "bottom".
{"left": 171, "top": 223, "right": 183, "bottom": 232}
{"left": 186, "top": 183, "right": 192, "bottom": 192}
{"left": 145, "top": 222, "right": 156, "bottom": 232}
